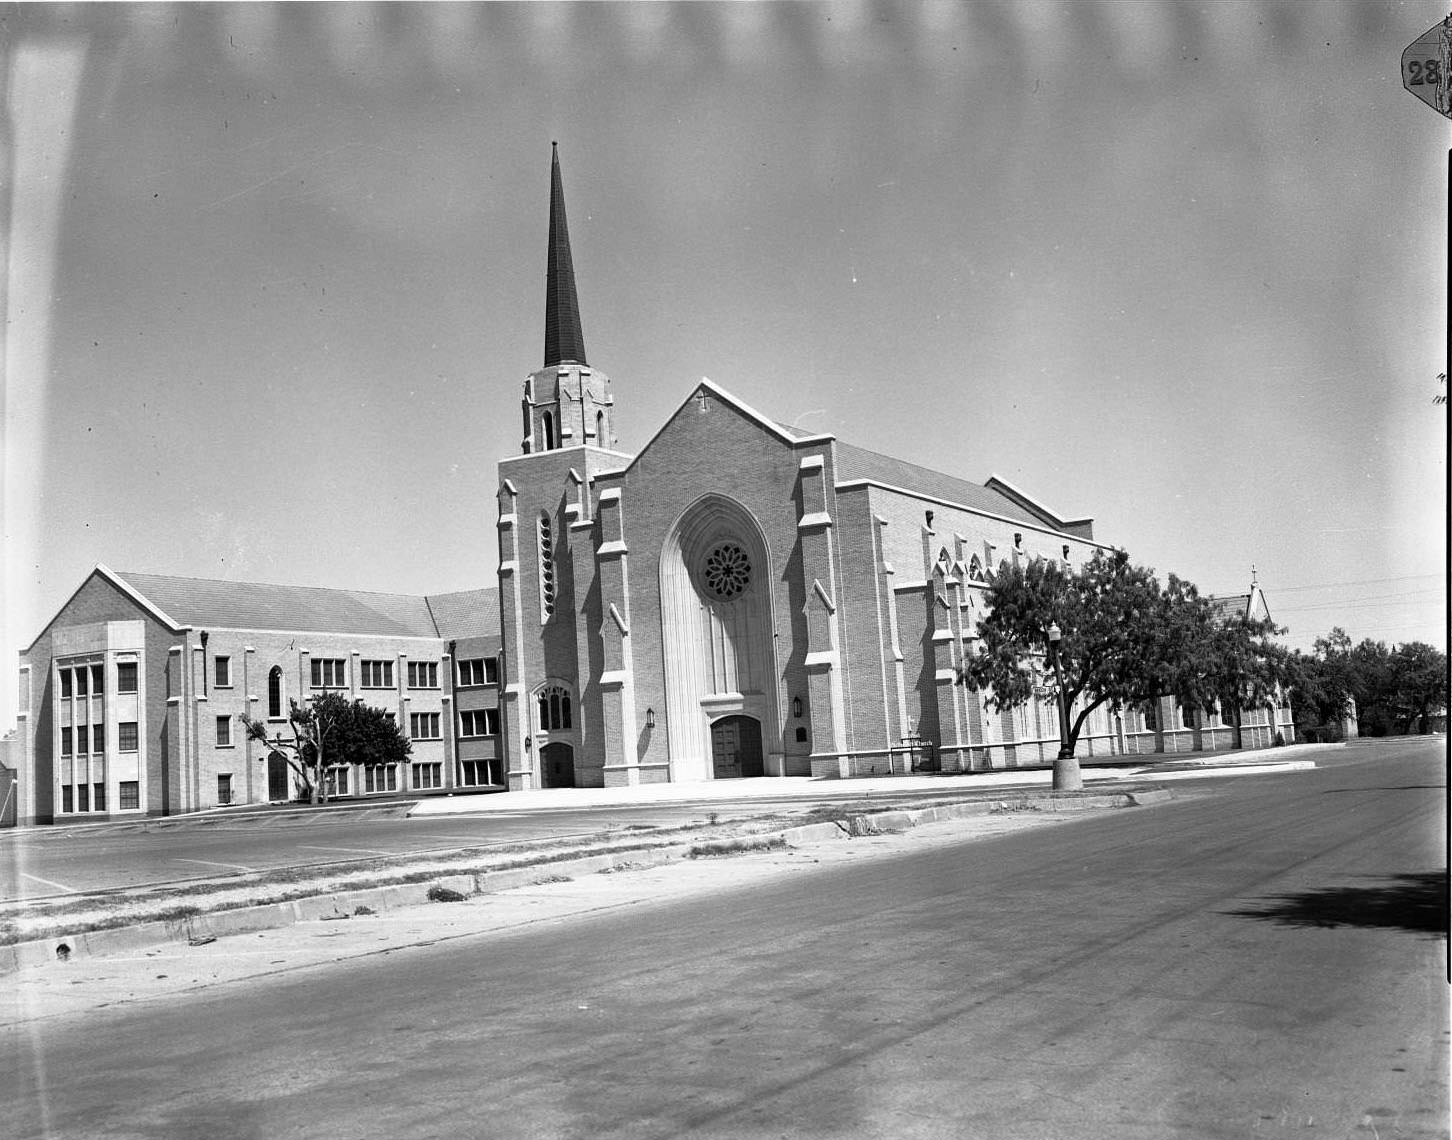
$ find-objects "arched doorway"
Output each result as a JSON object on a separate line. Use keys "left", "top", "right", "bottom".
{"left": 710, "top": 716, "right": 764, "bottom": 779}
{"left": 266, "top": 750, "right": 290, "bottom": 802}
{"left": 540, "top": 742, "right": 575, "bottom": 788}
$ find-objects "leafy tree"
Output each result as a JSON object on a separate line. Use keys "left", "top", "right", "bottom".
{"left": 1289, "top": 630, "right": 1447, "bottom": 738}
{"left": 958, "top": 549, "right": 1292, "bottom": 760}
{"left": 240, "top": 692, "right": 411, "bottom": 804}
{"left": 1392, "top": 641, "right": 1449, "bottom": 734}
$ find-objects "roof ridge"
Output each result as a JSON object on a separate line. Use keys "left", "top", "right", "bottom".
{"left": 115, "top": 569, "right": 441, "bottom": 603}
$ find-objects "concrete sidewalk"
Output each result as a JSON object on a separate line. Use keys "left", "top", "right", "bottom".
{"left": 407, "top": 742, "right": 1336, "bottom": 816}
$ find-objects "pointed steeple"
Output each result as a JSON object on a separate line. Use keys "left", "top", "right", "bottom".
{"left": 544, "top": 142, "right": 588, "bottom": 368}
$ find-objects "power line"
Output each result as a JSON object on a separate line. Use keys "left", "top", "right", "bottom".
{"left": 1275, "top": 589, "right": 1446, "bottom": 614}
{"left": 1246, "top": 573, "right": 1444, "bottom": 595}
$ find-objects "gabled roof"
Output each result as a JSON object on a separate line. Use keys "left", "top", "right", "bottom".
{"left": 832, "top": 442, "right": 1050, "bottom": 531}
{"left": 427, "top": 587, "right": 501, "bottom": 641}
{"left": 114, "top": 571, "right": 445, "bottom": 638}
{"left": 1208, "top": 583, "right": 1271, "bottom": 625}
{"left": 1208, "top": 594, "right": 1251, "bottom": 621}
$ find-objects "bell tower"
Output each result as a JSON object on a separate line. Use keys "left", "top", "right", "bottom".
{"left": 522, "top": 142, "right": 615, "bottom": 453}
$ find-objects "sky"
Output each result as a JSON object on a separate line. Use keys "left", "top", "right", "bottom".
{"left": 2, "top": 1, "right": 1447, "bottom": 732}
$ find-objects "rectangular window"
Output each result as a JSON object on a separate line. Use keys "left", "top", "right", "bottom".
{"left": 94, "top": 783, "right": 106, "bottom": 812}
{"left": 77, "top": 784, "right": 89, "bottom": 812}
{"left": 216, "top": 716, "right": 232, "bottom": 747}
{"left": 360, "top": 660, "right": 394, "bottom": 688}
{"left": 409, "top": 712, "right": 441, "bottom": 740}
{"left": 457, "top": 658, "right": 500, "bottom": 687}
{"left": 91, "top": 664, "right": 104, "bottom": 693}
{"left": 118, "top": 722, "right": 139, "bottom": 752}
{"left": 310, "top": 658, "right": 347, "bottom": 688}
{"left": 119, "top": 781, "right": 139, "bottom": 810}
{"left": 62, "top": 785, "right": 73, "bottom": 813}
{"left": 217, "top": 774, "right": 233, "bottom": 805}
{"left": 411, "top": 762, "right": 443, "bottom": 789}
{"left": 407, "top": 661, "right": 439, "bottom": 689}
{"left": 93, "top": 724, "right": 105, "bottom": 754}
{"left": 324, "top": 767, "right": 349, "bottom": 797}
{"left": 214, "top": 656, "right": 232, "bottom": 687}
{"left": 364, "top": 764, "right": 398, "bottom": 793}
{"left": 459, "top": 760, "right": 494, "bottom": 786}
{"left": 75, "top": 667, "right": 88, "bottom": 697}
{"left": 60, "top": 727, "right": 73, "bottom": 756}
{"left": 60, "top": 669, "right": 73, "bottom": 698}
{"left": 459, "top": 709, "right": 499, "bottom": 737}
{"left": 117, "top": 661, "right": 138, "bottom": 693}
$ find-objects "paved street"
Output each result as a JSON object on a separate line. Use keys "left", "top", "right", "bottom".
{"left": 0, "top": 749, "right": 1316, "bottom": 902}
{"left": 4, "top": 737, "right": 1445, "bottom": 1139}
{"left": 0, "top": 784, "right": 1095, "bottom": 902}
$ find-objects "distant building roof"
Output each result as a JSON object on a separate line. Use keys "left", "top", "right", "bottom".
{"left": 1207, "top": 584, "right": 1271, "bottom": 625}
{"left": 1208, "top": 594, "right": 1251, "bottom": 621}
{"left": 832, "top": 441, "right": 1049, "bottom": 531}
{"left": 427, "top": 588, "right": 501, "bottom": 640}
{"left": 115, "top": 571, "right": 447, "bottom": 638}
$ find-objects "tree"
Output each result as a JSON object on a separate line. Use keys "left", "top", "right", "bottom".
{"left": 240, "top": 692, "right": 412, "bottom": 804}
{"left": 959, "top": 549, "right": 1292, "bottom": 760}
{"left": 1289, "top": 631, "right": 1447, "bottom": 738}
{"left": 959, "top": 550, "right": 1166, "bottom": 759}
{"left": 1391, "top": 642, "right": 1449, "bottom": 734}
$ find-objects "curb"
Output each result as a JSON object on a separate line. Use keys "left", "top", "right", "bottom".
{"left": 2, "top": 789, "right": 1171, "bottom": 974}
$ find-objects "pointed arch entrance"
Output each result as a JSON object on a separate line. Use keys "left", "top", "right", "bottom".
{"left": 660, "top": 494, "right": 781, "bottom": 781}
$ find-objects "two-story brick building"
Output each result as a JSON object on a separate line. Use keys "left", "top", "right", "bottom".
{"left": 14, "top": 567, "right": 501, "bottom": 823}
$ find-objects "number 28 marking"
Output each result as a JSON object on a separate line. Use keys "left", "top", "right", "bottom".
{"left": 1408, "top": 59, "right": 1444, "bottom": 86}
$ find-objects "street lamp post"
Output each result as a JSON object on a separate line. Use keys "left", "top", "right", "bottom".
{"left": 1046, "top": 623, "right": 1083, "bottom": 791}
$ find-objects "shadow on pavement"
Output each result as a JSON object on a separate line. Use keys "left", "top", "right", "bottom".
{"left": 1227, "top": 870, "right": 1448, "bottom": 939}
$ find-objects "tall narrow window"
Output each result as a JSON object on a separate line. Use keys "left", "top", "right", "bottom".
{"left": 536, "top": 685, "right": 571, "bottom": 731}
{"left": 595, "top": 410, "right": 606, "bottom": 445}
{"left": 268, "top": 667, "right": 284, "bottom": 718}
{"left": 538, "top": 512, "right": 556, "bottom": 620}
{"left": 542, "top": 410, "right": 556, "bottom": 450}
{"left": 214, "top": 656, "right": 232, "bottom": 687}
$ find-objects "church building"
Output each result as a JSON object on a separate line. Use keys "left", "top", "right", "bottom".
{"left": 496, "top": 146, "right": 1138, "bottom": 791}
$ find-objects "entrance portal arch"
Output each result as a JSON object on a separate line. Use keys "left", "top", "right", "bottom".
{"left": 660, "top": 494, "right": 780, "bottom": 780}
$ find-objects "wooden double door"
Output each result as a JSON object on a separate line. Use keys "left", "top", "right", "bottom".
{"left": 710, "top": 715, "right": 764, "bottom": 779}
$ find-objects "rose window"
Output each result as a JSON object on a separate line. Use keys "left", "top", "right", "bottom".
{"left": 702, "top": 543, "right": 751, "bottom": 600}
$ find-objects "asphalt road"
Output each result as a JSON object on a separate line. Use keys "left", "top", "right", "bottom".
{"left": 4, "top": 737, "right": 1445, "bottom": 1139}
{"left": 0, "top": 803, "right": 734, "bottom": 901}
{"left": 1, "top": 776, "right": 1146, "bottom": 901}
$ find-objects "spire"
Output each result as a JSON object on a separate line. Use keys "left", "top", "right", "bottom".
{"left": 544, "top": 142, "right": 588, "bottom": 368}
